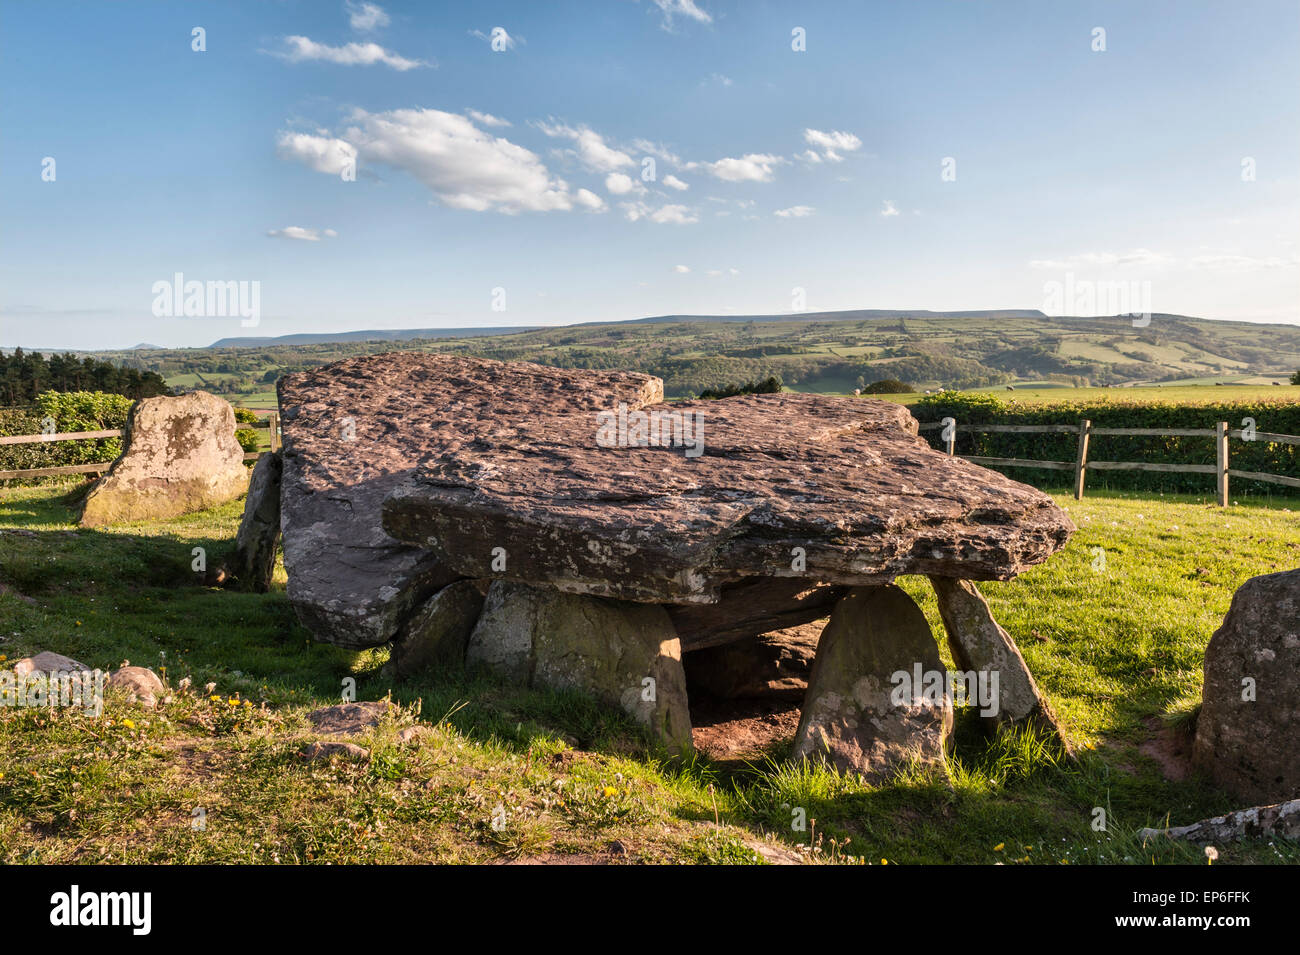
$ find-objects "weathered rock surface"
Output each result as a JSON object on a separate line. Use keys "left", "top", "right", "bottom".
{"left": 1138, "top": 798, "right": 1300, "bottom": 844}
{"left": 1193, "top": 569, "right": 1300, "bottom": 804}
{"left": 107, "top": 666, "right": 165, "bottom": 708}
{"left": 793, "top": 586, "right": 952, "bottom": 781}
{"left": 219, "top": 450, "right": 282, "bottom": 592}
{"left": 467, "top": 581, "right": 692, "bottom": 751}
{"left": 684, "top": 622, "right": 821, "bottom": 700}
{"left": 384, "top": 391, "right": 1074, "bottom": 605}
{"left": 385, "top": 580, "right": 486, "bottom": 679}
{"left": 277, "top": 354, "right": 661, "bottom": 648}
{"left": 929, "top": 577, "right": 1068, "bottom": 747}
{"left": 80, "top": 391, "right": 249, "bottom": 527}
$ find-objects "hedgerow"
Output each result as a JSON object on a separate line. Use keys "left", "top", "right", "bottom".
{"left": 910, "top": 391, "right": 1300, "bottom": 495}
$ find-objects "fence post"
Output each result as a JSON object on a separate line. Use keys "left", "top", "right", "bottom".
{"left": 945, "top": 426, "right": 955, "bottom": 457}
{"left": 268, "top": 411, "right": 281, "bottom": 453}
{"left": 1073, "top": 419, "right": 1091, "bottom": 500}
{"left": 1216, "top": 421, "right": 1229, "bottom": 507}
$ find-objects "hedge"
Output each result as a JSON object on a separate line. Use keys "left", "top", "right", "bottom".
{"left": 0, "top": 391, "right": 133, "bottom": 476}
{"left": 909, "top": 391, "right": 1300, "bottom": 496}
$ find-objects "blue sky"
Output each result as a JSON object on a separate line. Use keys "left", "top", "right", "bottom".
{"left": 2, "top": 0, "right": 1298, "bottom": 350}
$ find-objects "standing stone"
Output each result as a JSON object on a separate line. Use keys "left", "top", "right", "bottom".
{"left": 386, "top": 580, "right": 486, "bottom": 680}
{"left": 219, "top": 450, "right": 282, "bottom": 592}
{"left": 793, "top": 585, "right": 952, "bottom": 782}
{"left": 467, "top": 581, "right": 693, "bottom": 751}
{"left": 1193, "top": 569, "right": 1300, "bottom": 804}
{"left": 80, "top": 391, "right": 249, "bottom": 527}
{"left": 929, "top": 576, "right": 1069, "bottom": 748}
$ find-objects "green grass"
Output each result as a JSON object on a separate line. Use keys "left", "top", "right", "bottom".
{"left": 1, "top": 481, "right": 1297, "bottom": 864}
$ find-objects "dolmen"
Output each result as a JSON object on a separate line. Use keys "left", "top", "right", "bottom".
{"left": 277, "top": 353, "right": 1074, "bottom": 779}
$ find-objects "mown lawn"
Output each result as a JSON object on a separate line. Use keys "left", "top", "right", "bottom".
{"left": 1, "top": 479, "right": 1297, "bottom": 864}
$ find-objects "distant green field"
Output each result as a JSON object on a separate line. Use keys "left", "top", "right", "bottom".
{"left": 880, "top": 384, "right": 1300, "bottom": 406}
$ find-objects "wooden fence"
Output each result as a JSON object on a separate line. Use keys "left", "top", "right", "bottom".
{"left": 916, "top": 419, "right": 1300, "bottom": 505}
{"left": 0, "top": 411, "right": 281, "bottom": 481}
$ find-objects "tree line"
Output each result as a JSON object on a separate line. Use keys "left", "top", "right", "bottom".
{"left": 0, "top": 349, "right": 172, "bottom": 406}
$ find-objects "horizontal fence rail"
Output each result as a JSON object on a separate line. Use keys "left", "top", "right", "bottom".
{"left": 915, "top": 419, "right": 1298, "bottom": 505}
{"left": 0, "top": 412, "right": 280, "bottom": 481}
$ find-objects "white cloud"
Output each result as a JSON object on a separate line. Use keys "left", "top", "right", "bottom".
{"left": 280, "top": 109, "right": 574, "bottom": 213}
{"left": 880, "top": 200, "right": 899, "bottom": 217}
{"left": 799, "top": 150, "right": 823, "bottom": 164}
{"left": 704, "top": 72, "right": 732, "bottom": 87}
{"left": 274, "top": 35, "right": 428, "bottom": 70}
{"left": 276, "top": 131, "right": 357, "bottom": 175}
{"left": 469, "top": 27, "right": 520, "bottom": 50}
{"left": 1029, "top": 249, "right": 1176, "bottom": 270}
{"left": 674, "top": 264, "right": 691, "bottom": 273}
{"left": 650, "top": 203, "right": 698, "bottom": 224}
{"left": 604, "top": 172, "right": 643, "bottom": 195}
{"left": 803, "top": 128, "right": 862, "bottom": 162}
{"left": 466, "top": 109, "right": 511, "bottom": 128}
{"left": 574, "top": 188, "right": 607, "bottom": 212}
{"left": 536, "top": 120, "right": 634, "bottom": 173}
{"left": 650, "top": 0, "right": 712, "bottom": 29}
{"left": 774, "top": 205, "right": 815, "bottom": 218}
{"left": 662, "top": 174, "right": 688, "bottom": 191}
{"left": 622, "top": 201, "right": 699, "bottom": 224}
{"left": 696, "top": 153, "right": 786, "bottom": 182}
{"left": 632, "top": 139, "right": 682, "bottom": 166}
{"left": 347, "top": 2, "right": 390, "bottom": 32}
{"left": 267, "top": 226, "right": 334, "bottom": 241}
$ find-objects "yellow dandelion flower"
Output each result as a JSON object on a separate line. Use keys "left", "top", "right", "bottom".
{"left": 243, "top": 700, "right": 252, "bottom": 707}
{"left": 209, "top": 695, "right": 220, "bottom": 702}
{"left": 880, "top": 858, "right": 888, "bottom": 865}
{"left": 993, "top": 843, "right": 1004, "bottom": 852}
{"left": 122, "top": 719, "right": 135, "bottom": 729}
{"left": 602, "top": 786, "right": 618, "bottom": 797}
{"left": 75, "top": 621, "right": 82, "bottom": 626}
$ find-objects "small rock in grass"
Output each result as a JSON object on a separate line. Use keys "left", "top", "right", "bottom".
{"left": 12, "top": 652, "right": 89, "bottom": 677}
{"left": 301, "top": 741, "right": 370, "bottom": 761}
{"left": 306, "top": 700, "right": 393, "bottom": 735}
{"left": 396, "top": 725, "right": 432, "bottom": 745}
{"left": 107, "top": 666, "right": 165, "bottom": 708}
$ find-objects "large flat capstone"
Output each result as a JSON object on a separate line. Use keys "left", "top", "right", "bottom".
{"left": 277, "top": 353, "right": 662, "bottom": 648}
{"left": 382, "top": 390, "right": 1074, "bottom": 606}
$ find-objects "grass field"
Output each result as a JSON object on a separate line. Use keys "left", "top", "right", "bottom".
{"left": 883, "top": 384, "right": 1300, "bottom": 406}
{"left": 1, "top": 481, "right": 1297, "bottom": 864}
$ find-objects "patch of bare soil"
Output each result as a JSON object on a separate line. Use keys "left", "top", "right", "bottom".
{"left": 690, "top": 694, "right": 801, "bottom": 761}
{"left": 1138, "top": 715, "right": 1192, "bottom": 782}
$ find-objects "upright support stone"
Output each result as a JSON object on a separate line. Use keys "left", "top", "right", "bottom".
{"left": 467, "top": 582, "right": 693, "bottom": 752}
{"left": 386, "top": 579, "right": 485, "bottom": 679}
{"left": 793, "top": 585, "right": 952, "bottom": 782}
{"left": 218, "top": 450, "right": 282, "bottom": 592}
{"left": 928, "top": 576, "right": 1069, "bottom": 750}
